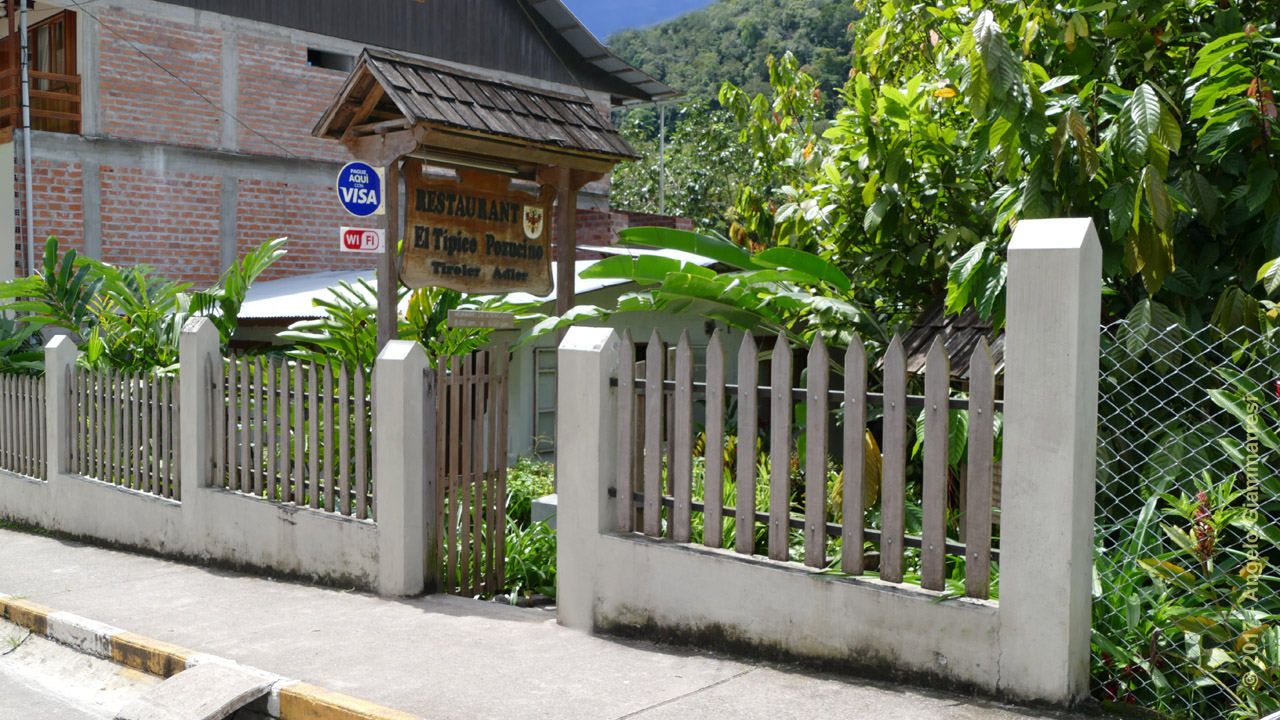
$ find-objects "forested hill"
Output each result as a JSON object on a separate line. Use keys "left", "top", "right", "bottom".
{"left": 606, "top": 0, "right": 858, "bottom": 101}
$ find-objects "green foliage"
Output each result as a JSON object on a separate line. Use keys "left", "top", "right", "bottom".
{"left": 502, "top": 456, "right": 557, "bottom": 602}
{"left": 607, "top": 0, "right": 858, "bottom": 102}
{"left": 521, "top": 226, "right": 887, "bottom": 351}
{"left": 190, "top": 237, "right": 287, "bottom": 346}
{"left": 610, "top": 101, "right": 752, "bottom": 229}
{"left": 0, "top": 236, "right": 285, "bottom": 374}
{"left": 0, "top": 314, "right": 44, "bottom": 375}
{"left": 278, "top": 279, "right": 391, "bottom": 370}
{"left": 0, "top": 237, "right": 102, "bottom": 333}
{"left": 505, "top": 456, "right": 555, "bottom": 528}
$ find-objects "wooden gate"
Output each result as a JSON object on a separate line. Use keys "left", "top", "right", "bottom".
{"left": 434, "top": 345, "right": 508, "bottom": 596}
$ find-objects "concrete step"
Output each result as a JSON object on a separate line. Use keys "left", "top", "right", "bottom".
{"left": 113, "top": 663, "right": 274, "bottom": 720}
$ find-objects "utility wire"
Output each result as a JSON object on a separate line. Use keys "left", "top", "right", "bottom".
{"left": 65, "top": 0, "right": 300, "bottom": 159}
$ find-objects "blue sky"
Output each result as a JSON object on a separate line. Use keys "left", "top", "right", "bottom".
{"left": 562, "top": 0, "right": 717, "bottom": 41}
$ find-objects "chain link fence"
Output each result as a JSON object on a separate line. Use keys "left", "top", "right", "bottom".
{"left": 1094, "top": 319, "right": 1279, "bottom": 719}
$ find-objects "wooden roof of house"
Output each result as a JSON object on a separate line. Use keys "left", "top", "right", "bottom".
{"left": 314, "top": 49, "right": 638, "bottom": 173}
{"left": 891, "top": 298, "right": 1006, "bottom": 381}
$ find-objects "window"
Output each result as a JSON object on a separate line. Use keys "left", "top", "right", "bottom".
{"left": 306, "top": 48, "right": 353, "bottom": 73}
{"left": 532, "top": 347, "right": 556, "bottom": 455}
{"left": 0, "top": 9, "right": 79, "bottom": 133}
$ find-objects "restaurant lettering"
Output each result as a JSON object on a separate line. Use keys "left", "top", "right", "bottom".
{"left": 400, "top": 161, "right": 553, "bottom": 295}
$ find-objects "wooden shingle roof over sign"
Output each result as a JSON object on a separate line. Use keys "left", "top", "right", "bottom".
{"left": 888, "top": 298, "right": 1006, "bottom": 381}
{"left": 314, "top": 49, "right": 638, "bottom": 174}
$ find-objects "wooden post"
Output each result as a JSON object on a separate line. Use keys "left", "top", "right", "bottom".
{"left": 555, "top": 166, "right": 576, "bottom": 344}
{"left": 378, "top": 160, "right": 401, "bottom": 352}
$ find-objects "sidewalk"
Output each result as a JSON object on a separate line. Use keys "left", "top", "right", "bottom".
{"left": 0, "top": 527, "right": 1101, "bottom": 720}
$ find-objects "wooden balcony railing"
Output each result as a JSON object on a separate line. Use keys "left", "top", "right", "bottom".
{"left": 0, "top": 67, "right": 80, "bottom": 134}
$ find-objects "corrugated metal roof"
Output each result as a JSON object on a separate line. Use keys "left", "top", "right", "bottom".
{"left": 526, "top": 0, "right": 681, "bottom": 102}
{"left": 239, "top": 247, "right": 712, "bottom": 320}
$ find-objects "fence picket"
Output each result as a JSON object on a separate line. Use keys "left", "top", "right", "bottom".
{"left": 615, "top": 330, "right": 635, "bottom": 532}
{"left": 450, "top": 353, "right": 465, "bottom": 589}
{"left": 842, "top": 338, "right": 867, "bottom": 575}
{"left": 355, "top": 367, "right": 368, "bottom": 519}
{"left": 965, "top": 339, "right": 995, "bottom": 600}
{"left": 472, "top": 353, "right": 485, "bottom": 595}
{"left": 19, "top": 376, "right": 29, "bottom": 477}
{"left": 643, "top": 330, "right": 663, "bottom": 537}
{"left": 308, "top": 361, "right": 320, "bottom": 509}
{"left": 92, "top": 370, "right": 102, "bottom": 481}
{"left": 485, "top": 351, "right": 499, "bottom": 595}
{"left": 129, "top": 371, "right": 140, "bottom": 489}
{"left": 495, "top": 344, "right": 509, "bottom": 590}
{"left": 252, "top": 359, "right": 263, "bottom": 498}
{"left": 169, "top": 376, "right": 180, "bottom": 500}
{"left": 323, "top": 363, "right": 334, "bottom": 512}
{"left": 922, "top": 338, "right": 950, "bottom": 591}
{"left": 703, "top": 330, "right": 725, "bottom": 549}
{"left": 881, "top": 336, "right": 907, "bottom": 583}
{"left": 768, "top": 333, "right": 791, "bottom": 562}
{"left": 435, "top": 360, "right": 447, "bottom": 582}
{"left": 735, "top": 333, "right": 758, "bottom": 556}
{"left": 459, "top": 355, "right": 474, "bottom": 595}
{"left": 672, "top": 331, "right": 694, "bottom": 544}
{"left": 147, "top": 374, "right": 157, "bottom": 494}
{"left": 805, "top": 337, "right": 829, "bottom": 568}
{"left": 294, "top": 361, "right": 305, "bottom": 505}
{"left": 113, "top": 368, "right": 124, "bottom": 486}
{"left": 267, "top": 360, "right": 278, "bottom": 502}
{"left": 338, "top": 364, "right": 350, "bottom": 515}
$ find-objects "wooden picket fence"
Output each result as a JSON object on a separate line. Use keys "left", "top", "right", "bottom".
{"left": 0, "top": 373, "right": 45, "bottom": 480}
{"left": 211, "top": 356, "right": 374, "bottom": 519}
{"left": 435, "top": 346, "right": 509, "bottom": 597}
{"left": 69, "top": 368, "right": 180, "bottom": 498}
{"left": 615, "top": 328, "right": 1000, "bottom": 599}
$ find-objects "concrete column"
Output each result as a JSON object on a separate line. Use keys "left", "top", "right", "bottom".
{"left": 82, "top": 160, "right": 101, "bottom": 260}
{"left": 218, "top": 20, "right": 239, "bottom": 152}
{"left": 219, "top": 177, "right": 238, "bottom": 272}
{"left": 373, "top": 340, "right": 429, "bottom": 596}
{"left": 997, "top": 218, "right": 1101, "bottom": 704}
{"left": 178, "top": 317, "right": 220, "bottom": 510}
{"left": 0, "top": 139, "right": 13, "bottom": 282}
{"left": 78, "top": 7, "right": 101, "bottom": 137}
{"left": 43, "top": 335, "right": 76, "bottom": 479}
{"left": 555, "top": 326, "right": 620, "bottom": 630}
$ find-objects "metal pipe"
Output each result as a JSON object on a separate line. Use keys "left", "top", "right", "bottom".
{"left": 20, "top": 0, "right": 35, "bottom": 275}
{"left": 657, "top": 103, "right": 665, "bottom": 216}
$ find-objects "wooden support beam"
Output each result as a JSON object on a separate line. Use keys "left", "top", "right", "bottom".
{"left": 555, "top": 165, "right": 575, "bottom": 344}
{"left": 378, "top": 160, "right": 401, "bottom": 352}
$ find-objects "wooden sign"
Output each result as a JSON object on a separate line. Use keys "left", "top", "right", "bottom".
{"left": 446, "top": 310, "right": 516, "bottom": 330}
{"left": 401, "top": 160, "right": 553, "bottom": 295}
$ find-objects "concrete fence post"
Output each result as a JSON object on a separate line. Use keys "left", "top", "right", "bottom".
{"left": 373, "top": 340, "right": 429, "bottom": 597}
{"left": 44, "top": 335, "right": 76, "bottom": 480}
{"left": 555, "top": 327, "right": 620, "bottom": 630}
{"left": 998, "top": 218, "right": 1102, "bottom": 704}
{"left": 179, "top": 318, "right": 220, "bottom": 535}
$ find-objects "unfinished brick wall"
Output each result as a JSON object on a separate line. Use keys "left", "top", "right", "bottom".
{"left": 551, "top": 208, "right": 695, "bottom": 258}
{"left": 237, "top": 178, "right": 373, "bottom": 281}
{"left": 99, "top": 167, "right": 221, "bottom": 285}
{"left": 97, "top": 9, "right": 222, "bottom": 149}
{"left": 15, "top": 159, "right": 85, "bottom": 262}
{"left": 236, "top": 35, "right": 353, "bottom": 163}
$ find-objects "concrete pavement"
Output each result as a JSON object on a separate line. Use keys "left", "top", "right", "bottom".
{"left": 0, "top": 527, "right": 1104, "bottom": 720}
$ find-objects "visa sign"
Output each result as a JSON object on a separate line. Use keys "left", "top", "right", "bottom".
{"left": 340, "top": 227, "right": 385, "bottom": 254}
{"left": 336, "top": 161, "right": 383, "bottom": 217}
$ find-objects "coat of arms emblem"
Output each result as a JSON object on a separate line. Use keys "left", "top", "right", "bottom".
{"left": 523, "top": 205, "right": 545, "bottom": 240}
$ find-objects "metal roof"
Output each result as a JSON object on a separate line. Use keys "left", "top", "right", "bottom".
{"left": 527, "top": 0, "right": 681, "bottom": 103}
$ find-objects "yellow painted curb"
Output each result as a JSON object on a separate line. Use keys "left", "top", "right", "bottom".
{"left": 110, "top": 631, "right": 193, "bottom": 678}
{"left": 278, "top": 682, "right": 420, "bottom": 720}
{"left": 0, "top": 596, "right": 55, "bottom": 635}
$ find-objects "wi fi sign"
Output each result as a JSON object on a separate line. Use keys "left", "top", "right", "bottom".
{"left": 336, "top": 161, "right": 383, "bottom": 217}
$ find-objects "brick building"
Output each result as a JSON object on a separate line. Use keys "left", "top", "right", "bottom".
{"left": 0, "top": 0, "right": 679, "bottom": 286}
